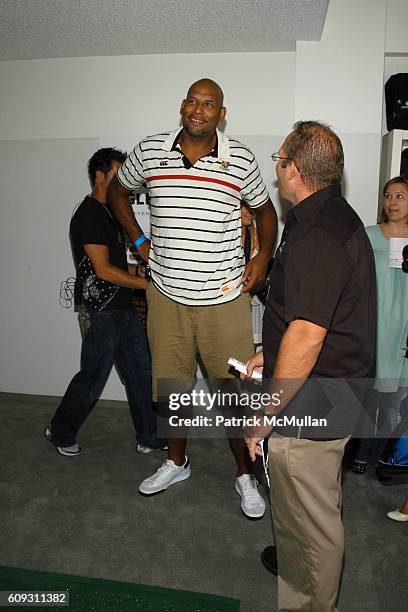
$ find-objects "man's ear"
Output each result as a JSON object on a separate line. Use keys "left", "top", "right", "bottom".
{"left": 219, "top": 106, "right": 227, "bottom": 123}
{"left": 180, "top": 99, "right": 186, "bottom": 115}
{"left": 288, "top": 160, "right": 299, "bottom": 181}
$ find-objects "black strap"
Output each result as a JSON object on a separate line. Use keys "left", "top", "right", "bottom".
{"left": 244, "top": 227, "right": 251, "bottom": 264}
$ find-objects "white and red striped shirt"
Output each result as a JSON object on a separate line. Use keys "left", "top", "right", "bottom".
{"left": 117, "top": 129, "right": 269, "bottom": 306}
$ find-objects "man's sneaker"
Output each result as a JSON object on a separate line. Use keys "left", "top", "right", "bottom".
{"left": 138, "top": 456, "right": 191, "bottom": 495}
{"left": 44, "top": 426, "right": 82, "bottom": 457}
{"left": 136, "top": 441, "right": 168, "bottom": 454}
{"left": 235, "top": 474, "right": 265, "bottom": 519}
{"left": 136, "top": 444, "right": 154, "bottom": 454}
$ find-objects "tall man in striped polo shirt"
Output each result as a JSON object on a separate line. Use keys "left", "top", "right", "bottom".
{"left": 107, "top": 79, "right": 277, "bottom": 518}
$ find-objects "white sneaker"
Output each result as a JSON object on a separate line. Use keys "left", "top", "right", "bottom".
{"left": 387, "top": 509, "right": 408, "bottom": 522}
{"left": 138, "top": 456, "right": 191, "bottom": 495}
{"left": 235, "top": 474, "right": 265, "bottom": 519}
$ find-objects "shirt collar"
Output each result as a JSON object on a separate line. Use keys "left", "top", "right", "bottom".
{"left": 162, "top": 128, "right": 231, "bottom": 161}
{"left": 290, "top": 183, "right": 342, "bottom": 224}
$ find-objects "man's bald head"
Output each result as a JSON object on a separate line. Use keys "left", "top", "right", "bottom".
{"left": 180, "top": 78, "right": 226, "bottom": 140}
{"left": 186, "top": 79, "right": 224, "bottom": 107}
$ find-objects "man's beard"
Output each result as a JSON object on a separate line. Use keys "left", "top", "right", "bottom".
{"left": 183, "top": 118, "right": 211, "bottom": 139}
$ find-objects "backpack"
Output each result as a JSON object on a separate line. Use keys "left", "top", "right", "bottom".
{"left": 376, "top": 418, "right": 408, "bottom": 480}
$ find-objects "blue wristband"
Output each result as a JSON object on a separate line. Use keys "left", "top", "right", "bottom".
{"left": 134, "top": 235, "right": 147, "bottom": 248}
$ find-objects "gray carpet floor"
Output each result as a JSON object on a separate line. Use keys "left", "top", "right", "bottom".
{"left": 0, "top": 392, "right": 407, "bottom": 612}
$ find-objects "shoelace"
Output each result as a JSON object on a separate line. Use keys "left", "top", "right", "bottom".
{"left": 157, "top": 460, "right": 174, "bottom": 473}
{"left": 241, "top": 477, "right": 261, "bottom": 507}
{"left": 153, "top": 460, "right": 181, "bottom": 479}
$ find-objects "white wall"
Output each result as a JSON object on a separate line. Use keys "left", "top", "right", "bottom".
{"left": 0, "top": 53, "right": 295, "bottom": 140}
{"left": 385, "top": 0, "right": 408, "bottom": 54}
{"left": 295, "top": 0, "right": 386, "bottom": 224}
{"left": 0, "top": 138, "right": 98, "bottom": 395}
{"left": 0, "top": 52, "right": 294, "bottom": 399}
{"left": 0, "top": 0, "right": 395, "bottom": 399}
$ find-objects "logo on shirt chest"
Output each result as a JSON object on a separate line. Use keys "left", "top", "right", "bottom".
{"left": 160, "top": 161, "right": 168, "bottom": 166}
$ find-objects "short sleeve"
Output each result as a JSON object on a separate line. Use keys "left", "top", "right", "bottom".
{"left": 117, "top": 142, "right": 145, "bottom": 190}
{"left": 284, "top": 228, "right": 352, "bottom": 329}
{"left": 240, "top": 149, "right": 269, "bottom": 208}
{"left": 72, "top": 209, "right": 109, "bottom": 247}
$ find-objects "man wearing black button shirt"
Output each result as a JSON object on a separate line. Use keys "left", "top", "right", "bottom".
{"left": 245, "top": 122, "right": 376, "bottom": 612}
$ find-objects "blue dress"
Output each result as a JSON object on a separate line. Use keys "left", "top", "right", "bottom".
{"left": 366, "top": 225, "right": 408, "bottom": 392}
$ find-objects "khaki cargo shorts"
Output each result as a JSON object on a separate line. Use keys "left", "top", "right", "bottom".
{"left": 146, "top": 283, "right": 253, "bottom": 401}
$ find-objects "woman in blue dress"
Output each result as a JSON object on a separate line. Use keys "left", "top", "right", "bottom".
{"left": 351, "top": 176, "right": 408, "bottom": 473}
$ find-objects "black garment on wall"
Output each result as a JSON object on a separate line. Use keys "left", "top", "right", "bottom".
{"left": 385, "top": 73, "right": 408, "bottom": 131}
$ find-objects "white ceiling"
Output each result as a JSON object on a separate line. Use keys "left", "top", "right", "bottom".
{"left": 0, "top": 0, "right": 329, "bottom": 60}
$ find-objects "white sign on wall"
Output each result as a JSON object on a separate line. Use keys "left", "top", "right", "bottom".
{"left": 126, "top": 190, "right": 151, "bottom": 264}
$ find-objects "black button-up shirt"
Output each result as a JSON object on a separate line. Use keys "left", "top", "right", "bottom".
{"left": 262, "top": 184, "right": 376, "bottom": 437}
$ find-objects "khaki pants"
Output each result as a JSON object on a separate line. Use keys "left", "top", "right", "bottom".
{"left": 268, "top": 433, "right": 348, "bottom": 612}
{"left": 146, "top": 283, "right": 253, "bottom": 401}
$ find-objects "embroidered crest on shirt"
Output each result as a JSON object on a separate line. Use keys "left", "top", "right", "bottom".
{"left": 219, "top": 281, "right": 238, "bottom": 295}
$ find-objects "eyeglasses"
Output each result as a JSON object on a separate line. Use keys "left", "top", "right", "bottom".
{"left": 271, "top": 152, "right": 293, "bottom": 163}
{"left": 402, "top": 244, "right": 408, "bottom": 273}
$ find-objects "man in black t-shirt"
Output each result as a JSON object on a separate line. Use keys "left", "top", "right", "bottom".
{"left": 45, "top": 148, "right": 164, "bottom": 456}
{"left": 244, "top": 122, "right": 376, "bottom": 612}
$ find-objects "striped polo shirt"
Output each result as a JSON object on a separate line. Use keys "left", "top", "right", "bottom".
{"left": 117, "top": 128, "right": 269, "bottom": 306}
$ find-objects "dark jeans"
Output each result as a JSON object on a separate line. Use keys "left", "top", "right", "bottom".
{"left": 51, "top": 308, "right": 156, "bottom": 447}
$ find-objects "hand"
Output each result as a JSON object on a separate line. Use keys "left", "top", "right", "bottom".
{"left": 137, "top": 265, "right": 146, "bottom": 278}
{"left": 244, "top": 409, "right": 272, "bottom": 461}
{"left": 244, "top": 436, "right": 265, "bottom": 462}
{"left": 137, "top": 239, "right": 151, "bottom": 263}
{"left": 241, "top": 253, "right": 269, "bottom": 292}
{"left": 128, "top": 263, "right": 137, "bottom": 276}
{"left": 136, "top": 277, "right": 149, "bottom": 291}
{"left": 240, "top": 351, "right": 264, "bottom": 382}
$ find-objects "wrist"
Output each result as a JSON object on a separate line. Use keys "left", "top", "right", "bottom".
{"left": 256, "top": 250, "right": 270, "bottom": 262}
{"left": 134, "top": 235, "right": 147, "bottom": 248}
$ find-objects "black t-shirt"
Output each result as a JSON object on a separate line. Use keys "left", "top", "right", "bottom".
{"left": 262, "top": 184, "right": 377, "bottom": 437}
{"left": 70, "top": 195, "right": 132, "bottom": 311}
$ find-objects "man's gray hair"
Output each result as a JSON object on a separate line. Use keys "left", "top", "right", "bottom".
{"left": 285, "top": 121, "right": 344, "bottom": 191}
